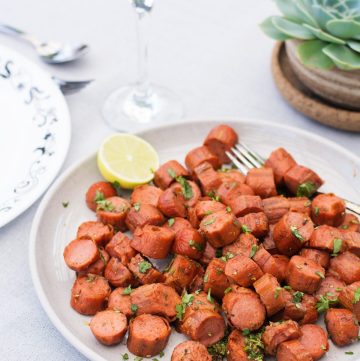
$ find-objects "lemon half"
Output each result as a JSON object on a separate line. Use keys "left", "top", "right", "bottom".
{"left": 97, "top": 133, "right": 159, "bottom": 189}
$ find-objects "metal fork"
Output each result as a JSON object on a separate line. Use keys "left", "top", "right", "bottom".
{"left": 226, "top": 143, "right": 360, "bottom": 216}
{"left": 52, "top": 76, "right": 93, "bottom": 95}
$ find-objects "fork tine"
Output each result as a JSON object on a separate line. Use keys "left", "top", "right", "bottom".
{"left": 235, "top": 144, "right": 263, "bottom": 168}
{"left": 239, "top": 142, "right": 265, "bottom": 165}
{"left": 225, "top": 150, "right": 248, "bottom": 174}
{"left": 231, "top": 147, "right": 254, "bottom": 169}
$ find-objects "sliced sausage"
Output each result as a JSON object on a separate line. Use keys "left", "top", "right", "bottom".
{"left": 199, "top": 210, "right": 241, "bottom": 248}
{"left": 189, "top": 268, "right": 205, "bottom": 293}
{"left": 276, "top": 340, "right": 313, "bottom": 361}
{"left": 125, "top": 203, "right": 165, "bottom": 232}
{"left": 238, "top": 212, "right": 269, "bottom": 238}
{"left": 104, "top": 257, "right": 137, "bottom": 287}
{"left": 108, "top": 287, "right": 133, "bottom": 318}
{"left": 170, "top": 180, "right": 201, "bottom": 208}
{"left": 273, "top": 211, "right": 314, "bottom": 256}
{"left": 96, "top": 196, "right": 131, "bottom": 231}
{"left": 315, "top": 276, "right": 345, "bottom": 302}
{"left": 172, "top": 227, "right": 205, "bottom": 260}
{"left": 130, "top": 283, "right": 181, "bottom": 321}
{"left": 195, "top": 200, "right": 226, "bottom": 220}
{"left": 70, "top": 275, "right": 111, "bottom": 315}
{"left": 182, "top": 291, "right": 221, "bottom": 320}
{"left": 299, "top": 248, "right": 330, "bottom": 269}
{"left": 227, "top": 195, "right": 263, "bottom": 218}
{"left": 105, "top": 232, "right": 137, "bottom": 266}
{"left": 128, "top": 254, "right": 164, "bottom": 284}
{"left": 158, "top": 187, "right": 187, "bottom": 218}
{"left": 164, "top": 255, "right": 200, "bottom": 292}
{"left": 264, "top": 147, "right": 297, "bottom": 185}
{"left": 288, "top": 197, "right": 312, "bottom": 216}
{"left": 262, "top": 320, "right": 301, "bottom": 355}
{"left": 127, "top": 314, "right": 171, "bottom": 357}
{"left": 245, "top": 167, "right": 277, "bottom": 198}
{"left": 299, "top": 324, "right": 328, "bottom": 360}
{"left": 262, "top": 225, "right": 278, "bottom": 254}
{"left": 199, "top": 241, "right": 217, "bottom": 266}
{"left": 339, "top": 213, "right": 360, "bottom": 232}
{"left": 187, "top": 206, "right": 200, "bottom": 229}
{"left": 217, "top": 169, "right": 246, "bottom": 185}
{"left": 131, "top": 225, "right": 175, "bottom": 259}
{"left": 325, "top": 308, "right": 359, "bottom": 346}
{"left": 164, "top": 216, "right": 193, "bottom": 235}
{"left": 77, "top": 221, "right": 114, "bottom": 246}
{"left": 225, "top": 254, "right": 264, "bottom": 287}
{"left": 78, "top": 248, "right": 110, "bottom": 277}
{"left": 284, "top": 165, "right": 323, "bottom": 196}
{"left": 254, "top": 250, "right": 289, "bottom": 283}
{"left": 130, "top": 184, "right": 163, "bottom": 207}
{"left": 262, "top": 196, "right": 290, "bottom": 224}
{"left": 217, "top": 181, "right": 254, "bottom": 205}
{"left": 185, "top": 145, "right": 220, "bottom": 172}
{"left": 64, "top": 238, "right": 99, "bottom": 272}
{"left": 193, "top": 162, "right": 222, "bottom": 195}
{"left": 171, "top": 341, "right": 212, "bottom": 361}
{"left": 343, "top": 231, "right": 360, "bottom": 256}
{"left": 286, "top": 255, "right": 325, "bottom": 294}
{"left": 89, "top": 310, "right": 127, "bottom": 346}
{"left": 203, "top": 258, "right": 231, "bottom": 299}
{"left": 253, "top": 273, "right": 285, "bottom": 316}
{"left": 328, "top": 251, "right": 360, "bottom": 284}
{"left": 309, "top": 225, "right": 345, "bottom": 253}
{"left": 222, "top": 285, "right": 266, "bottom": 331}
{"left": 154, "top": 160, "right": 189, "bottom": 190}
{"left": 311, "top": 193, "right": 345, "bottom": 227}
{"left": 85, "top": 181, "right": 117, "bottom": 211}
{"left": 338, "top": 281, "right": 360, "bottom": 321}
{"left": 223, "top": 232, "right": 258, "bottom": 258}
{"left": 203, "top": 124, "right": 238, "bottom": 164}
{"left": 226, "top": 329, "right": 251, "bottom": 361}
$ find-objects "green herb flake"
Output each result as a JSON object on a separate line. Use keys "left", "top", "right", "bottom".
{"left": 242, "top": 328, "right": 251, "bottom": 336}
{"left": 204, "top": 210, "right": 213, "bottom": 216}
{"left": 274, "top": 287, "right": 282, "bottom": 299}
{"left": 226, "top": 206, "right": 232, "bottom": 213}
{"left": 315, "top": 271, "right": 325, "bottom": 279}
{"left": 304, "top": 200, "right": 311, "bottom": 207}
{"left": 176, "top": 176, "right": 193, "bottom": 200}
{"left": 122, "top": 353, "right": 129, "bottom": 360}
{"left": 134, "top": 357, "right": 143, "bottom": 361}
{"left": 112, "top": 181, "right": 122, "bottom": 196}
{"left": 341, "top": 224, "right": 349, "bottom": 230}
{"left": 139, "top": 261, "right": 152, "bottom": 274}
{"left": 203, "top": 218, "right": 215, "bottom": 226}
{"left": 292, "top": 291, "right": 304, "bottom": 307}
{"left": 94, "top": 190, "right": 105, "bottom": 203}
{"left": 314, "top": 206, "right": 319, "bottom": 216}
{"left": 175, "top": 303, "right": 185, "bottom": 321}
{"left": 204, "top": 273, "right": 209, "bottom": 283}
{"left": 207, "top": 288, "right": 215, "bottom": 304}
{"left": 98, "top": 248, "right": 107, "bottom": 265}
{"left": 242, "top": 224, "right": 252, "bottom": 234}
{"left": 168, "top": 218, "right": 175, "bottom": 227}
{"left": 249, "top": 244, "right": 258, "bottom": 259}
{"left": 297, "top": 182, "right": 317, "bottom": 197}
{"left": 345, "top": 352, "right": 354, "bottom": 355}
{"left": 332, "top": 238, "right": 342, "bottom": 257}
{"left": 86, "top": 274, "right": 97, "bottom": 283}
{"left": 352, "top": 287, "right": 360, "bottom": 304}
{"left": 62, "top": 201, "right": 69, "bottom": 208}
{"left": 224, "top": 287, "right": 232, "bottom": 294}
{"left": 290, "top": 226, "right": 304, "bottom": 242}
{"left": 320, "top": 345, "right": 326, "bottom": 351}
{"left": 131, "top": 304, "right": 138, "bottom": 313}
{"left": 207, "top": 336, "right": 228, "bottom": 359}
{"left": 283, "top": 285, "right": 292, "bottom": 291}
{"left": 96, "top": 200, "right": 115, "bottom": 212}
{"left": 207, "top": 190, "right": 220, "bottom": 202}
{"left": 336, "top": 287, "right": 343, "bottom": 292}
{"left": 159, "top": 351, "right": 164, "bottom": 357}
{"left": 176, "top": 292, "right": 194, "bottom": 321}
{"left": 134, "top": 202, "right": 141, "bottom": 212}
{"left": 244, "top": 330, "right": 265, "bottom": 361}
{"left": 189, "top": 239, "right": 205, "bottom": 251}
{"left": 316, "top": 295, "right": 338, "bottom": 313}
{"left": 122, "top": 285, "right": 132, "bottom": 295}
{"left": 167, "top": 168, "right": 177, "bottom": 179}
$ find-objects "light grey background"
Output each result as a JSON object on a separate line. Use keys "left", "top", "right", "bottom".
{"left": 0, "top": 0, "right": 359, "bottom": 360}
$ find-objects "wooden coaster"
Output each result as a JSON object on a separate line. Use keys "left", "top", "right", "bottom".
{"left": 272, "top": 42, "right": 360, "bottom": 132}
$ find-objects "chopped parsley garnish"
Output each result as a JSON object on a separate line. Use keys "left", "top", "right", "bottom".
{"left": 290, "top": 226, "right": 304, "bottom": 242}
{"left": 94, "top": 190, "right": 105, "bottom": 202}
{"left": 244, "top": 330, "right": 265, "bottom": 361}
{"left": 242, "top": 224, "right": 252, "bottom": 234}
{"left": 304, "top": 200, "right": 311, "bottom": 207}
{"left": 332, "top": 238, "right": 342, "bottom": 257}
{"left": 315, "top": 271, "right": 325, "bottom": 279}
{"left": 297, "top": 182, "right": 317, "bottom": 197}
{"left": 86, "top": 274, "right": 96, "bottom": 282}
{"left": 176, "top": 291, "right": 194, "bottom": 321}
{"left": 176, "top": 176, "right": 193, "bottom": 200}
{"left": 134, "top": 357, "right": 143, "bottom": 361}
{"left": 242, "top": 329, "right": 251, "bottom": 336}
{"left": 224, "top": 287, "right": 232, "bottom": 294}
{"left": 204, "top": 273, "right": 209, "bottom": 283}
{"left": 96, "top": 200, "right": 115, "bottom": 212}
{"left": 203, "top": 218, "right": 215, "bottom": 226}
{"left": 98, "top": 248, "right": 107, "bottom": 265}
{"left": 189, "top": 239, "right": 204, "bottom": 251}
{"left": 274, "top": 287, "right": 282, "bottom": 299}
{"left": 122, "top": 285, "right": 132, "bottom": 295}
{"left": 168, "top": 218, "right": 175, "bottom": 227}
{"left": 134, "top": 202, "right": 141, "bottom": 212}
{"left": 345, "top": 352, "right": 354, "bottom": 355}
{"left": 283, "top": 285, "right": 292, "bottom": 291}
{"left": 352, "top": 287, "right": 360, "bottom": 304}
{"left": 220, "top": 252, "right": 234, "bottom": 262}
{"left": 320, "top": 345, "right": 326, "bottom": 350}
{"left": 207, "top": 190, "right": 220, "bottom": 201}
{"left": 314, "top": 206, "right": 319, "bottom": 216}
{"left": 139, "top": 261, "right": 152, "bottom": 273}
{"left": 112, "top": 181, "right": 122, "bottom": 196}
{"left": 249, "top": 245, "right": 258, "bottom": 258}
{"left": 122, "top": 353, "right": 129, "bottom": 360}
{"left": 62, "top": 201, "right": 69, "bottom": 208}
{"left": 207, "top": 336, "right": 228, "bottom": 360}
{"left": 159, "top": 351, "right": 164, "bottom": 357}
{"left": 341, "top": 224, "right": 349, "bottom": 230}
{"left": 204, "top": 210, "right": 213, "bottom": 216}
{"left": 226, "top": 206, "right": 232, "bottom": 213}
{"left": 167, "top": 168, "right": 177, "bottom": 179}
{"left": 207, "top": 288, "right": 215, "bottom": 304}
{"left": 131, "top": 304, "right": 138, "bottom": 313}
{"left": 316, "top": 294, "right": 338, "bottom": 313}
{"left": 292, "top": 291, "right": 304, "bottom": 308}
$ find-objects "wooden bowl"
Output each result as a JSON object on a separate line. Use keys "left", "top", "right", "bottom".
{"left": 272, "top": 42, "right": 360, "bottom": 132}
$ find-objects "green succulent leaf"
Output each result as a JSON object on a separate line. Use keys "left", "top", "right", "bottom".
{"left": 326, "top": 19, "right": 360, "bottom": 39}
{"left": 348, "top": 40, "right": 360, "bottom": 52}
{"left": 295, "top": 0, "right": 319, "bottom": 27}
{"left": 297, "top": 40, "right": 335, "bottom": 70}
{"left": 272, "top": 16, "right": 315, "bottom": 40}
{"left": 323, "top": 43, "right": 360, "bottom": 70}
{"left": 311, "top": 4, "right": 336, "bottom": 30}
{"left": 303, "top": 24, "right": 346, "bottom": 44}
{"left": 259, "top": 17, "right": 291, "bottom": 41}
{"left": 275, "top": 0, "right": 304, "bottom": 23}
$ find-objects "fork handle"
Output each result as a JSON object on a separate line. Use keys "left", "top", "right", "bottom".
{"left": 345, "top": 199, "right": 360, "bottom": 216}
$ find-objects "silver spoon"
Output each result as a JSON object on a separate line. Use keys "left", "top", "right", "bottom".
{"left": 52, "top": 76, "right": 93, "bottom": 95}
{"left": 0, "top": 23, "right": 89, "bottom": 64}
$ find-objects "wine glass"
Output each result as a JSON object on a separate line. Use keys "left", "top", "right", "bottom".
{"left": 102, "top": 0, "right": 184, "bottom": 131}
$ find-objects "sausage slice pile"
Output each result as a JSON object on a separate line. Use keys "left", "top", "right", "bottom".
{"left": 63, "top": 124, "right": 360, "bottom": 360}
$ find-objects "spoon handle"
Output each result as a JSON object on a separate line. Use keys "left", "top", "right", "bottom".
{"left": 0, "top": 23, "right": 40, "bottom": 47}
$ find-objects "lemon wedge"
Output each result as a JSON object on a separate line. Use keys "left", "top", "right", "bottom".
{"left": 97, "top": 133, "right": 159, "bottom": 189}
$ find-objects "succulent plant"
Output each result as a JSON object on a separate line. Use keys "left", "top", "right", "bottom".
{"left": 261, "top": 0, "right": 360, "bottom": 70}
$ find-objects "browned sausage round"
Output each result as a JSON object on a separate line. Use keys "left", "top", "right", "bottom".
{"left": 171, "top": 340, "right": 212, "bottom": 361}
{"left": 78, "top": 248, "right": 110, "bottom": 277}
{"left": 288, "top": 197, "right": 312, "bottom": 216}
{"left": 64, "top": 238, "right": 99, "bottom": 272}
{"left": 193, "top": 162, "right": 222, "bottom": 195}
{"left": 262, "top": 320, "right": 301, "bottom": 355}
{"left": 154, "top": 160, "right": 189, "bottom": 190}
{"left": 104, "top": 257, "right": 137, "bottom": 287}
{"left": 70, "top": 275, "right": 111, "bottom": 315}
{"left": 125, "top": 203, "right": 165, "bottom": 232}
{"left": 217, "top": 181, "right": 254, "bottom": 205}
{"left": 273, "top": 211, "right": 314, "bottom": 256}
{"left": 195, "top": 200, "right": 226, "bottom": 220}
{"left": 108, "top": 287, "right": 133, "bottom": 318}
{"left": 299, "top": 324, "right": 329, "bottom": 360}
{"left": 185, "top": 145, "right": 220, "bottom": 171}
{"left": 328, "top": 251, "right": 360, "bottom": 284}
{"left": 311, "top": 193, "right": 345, "bottom": 227}
{"left": 127, "top": 314, "right": 171, "bottom": 357}
{"left": 238, "top": 212, "right": 269, "bottom": 238}
{"left": 342, "top": 231, "right": 360, "bottom": 256}
{"left": 158, "top": 187, "right": 187, "bottom": 218}
{"left": 172, "top": 227, "right": 205, "bottom": 260}
{"left": 227, "top": 195, "right": 264, "bottom": 218}
{"left": 315, "top": 276, "right": 345, "bottom": 302}
{"left": 128, "top": 254, "right": 164, "bottom": 284}
{"left": 223, "top": 233, "right": 258, "bottom": 258}
{"left": 96, "top": 196, "right": 131, "bottom": 231}
{"left": 131, "top": 225, "right": 175, "bottom": 259}
{"left": 276, "top": 340, "right": 313, "bottom": 361}
{"left": 85, "top": 181, "right": 117, "bottom": 211}
{"left": 325, "top": 308, "right": 359, "bottom": 346}
{"left": 245, "top": 167, "right": 277, "bottom": 198}
{"left": 170, "top": 180, "right": 201, "bottom": 208}
{"left": 182, "top": 291, "right": 221, "bottom": 321}
{"left": 199, "top": 241, "right": 217, "bottom": 266}
{"left": 77, "top": 221, "right": 114, "bottom": 246}
{"left": 203, "top": 124, "right": 238, "bottom": 164}
{"left": 130, "top": 184, "right": 163, "bottom": 207}
{"left": 226, "top": 329, "right": 251, "bottom": 361}
{"left": 164, "top": 216, "right": 193, "bottom": 235}
{"left": 309, "top": 225, "right": 344, "bottom": 252}
{"left": 222, "top": 285, "right": 266, "bottom": 331}
{"left": 262, "top": 225, "right": 278, "bottom": 254}
{"left": 262, "top": 196, "right": 290, "bottom": 224}
{"left": 89, "top": 310, "right": 127, "bottom": 345}
{"left": 203, "top": 258, "right": 231, "bottom": 299}
{"left": 338, "top": 281, "right": 360, "bottom": 321}
{"left": 105, "top": 232, "right": 137, "bottom": 266}
{"left": 299, "top": 248, "right": 330, "bottom": 269}
{"left": 286, "top": 255, "right": 325, "bottom": 294}
{"left": 339, "top": 213, "right": 360, "bottom": 232}
{"left": 253, "top": 273, "right": 286, "bottom": 316}
{"left": 130, "top": 283, "right": 181, "bottom": 321}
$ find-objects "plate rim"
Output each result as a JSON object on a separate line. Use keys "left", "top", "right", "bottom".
{"left": 29, "top": 117, "right": 360, "bottom": 361}
{"left": 0, "top": 43, "right": 71, "bottom": 228}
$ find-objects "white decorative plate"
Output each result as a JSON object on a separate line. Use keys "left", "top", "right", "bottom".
{"left": 30, "top": 119, "right": 360, "bottom": 361}
{"left": 0, "top": 44, "right": 71, "bottom": 228}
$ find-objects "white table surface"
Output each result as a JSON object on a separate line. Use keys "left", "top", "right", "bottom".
{"left": 1, "top": 0, "right": 359, "bottom": 360}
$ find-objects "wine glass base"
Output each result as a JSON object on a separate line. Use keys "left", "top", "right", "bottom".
{"left": 102, "top": 84, "right": 184, "bottom": 132}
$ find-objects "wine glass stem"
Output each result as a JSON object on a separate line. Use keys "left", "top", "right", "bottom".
{"left": 135, "top": 11, "right": 151, "bottom": 97}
